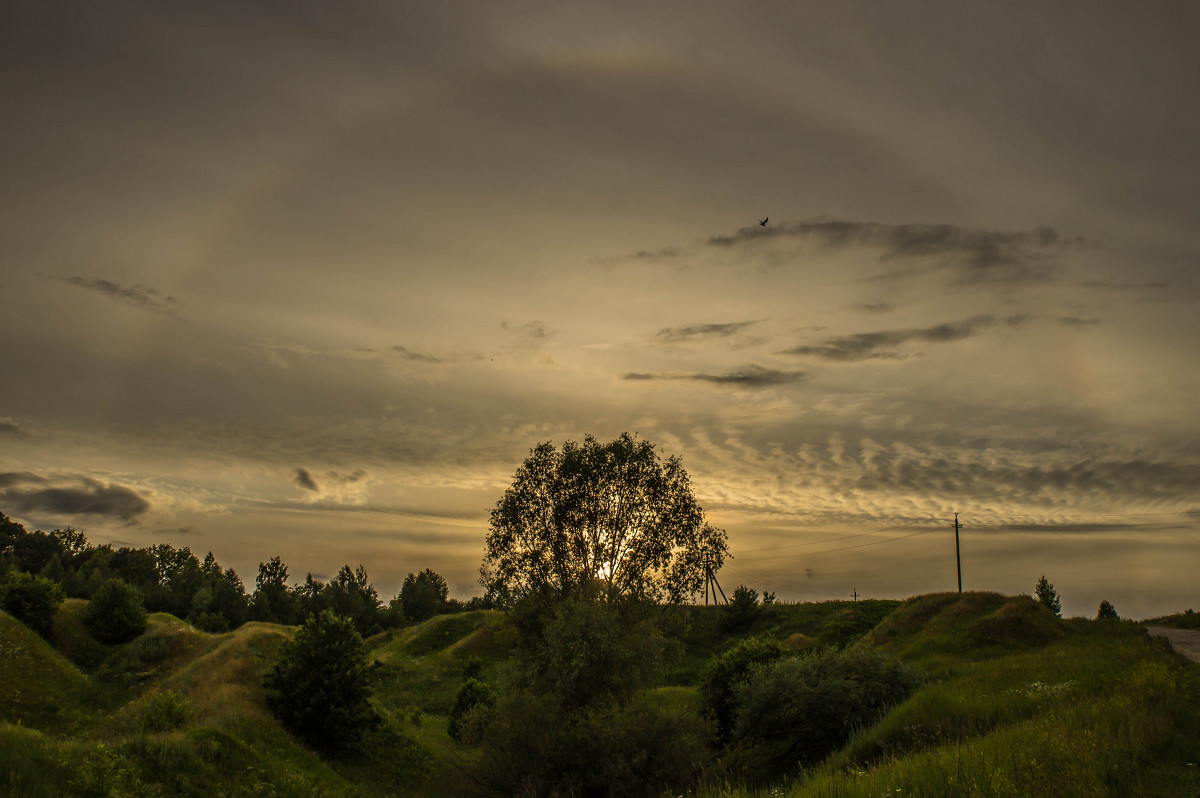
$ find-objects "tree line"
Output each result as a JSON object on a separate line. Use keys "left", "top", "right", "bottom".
{"left": 0, "top": 510, "right": 481, "bottom": 641}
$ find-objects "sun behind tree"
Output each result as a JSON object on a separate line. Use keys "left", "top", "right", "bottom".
{"left": 481, "top": 433, "right": 728, "bottom": 605}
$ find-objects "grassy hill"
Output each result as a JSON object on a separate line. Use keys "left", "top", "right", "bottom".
{"left": 704, "top": 593, "right": 1200, "bottom": 798}
{"left": 2, "top": 594, "right": 1198, "bottom": 797}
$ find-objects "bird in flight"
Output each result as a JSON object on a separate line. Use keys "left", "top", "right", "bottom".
{"left": 759, "top": 217, "right": 768, "bottom": 226}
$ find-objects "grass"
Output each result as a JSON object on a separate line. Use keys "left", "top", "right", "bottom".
{"left": 699, "top": 593, "right": 1200, "bottom": 798}
{"left": 3, "top": 593, "right": 1198, "bottom": 797}
{"left": 1144, "top": 608, "right": 1200, "bottom": 630}
{"left": 659, "top": 599, "right": 902, "bottom": 685}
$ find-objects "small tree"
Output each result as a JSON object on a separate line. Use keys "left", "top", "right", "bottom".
{"left": 723, "top": 585, "right": 760, "bottom": 630}
{"left": 1097, "top": 600, "right": 1119, "bottom": 620}
{"left": 1034, "top": 575, "right": 1061, "bottom": 617}
{"left": 400, "top": 568, "right": 448, "bottom": 622}
{"left": 263, "top": 609, "right": 377, "bottom": 752}
{"left": 0, "top": 572, "right": 64, "bottom": 638}
{"left": 86, "top": 578, "right": 147, "bottom": 643}
{"left": 448, "top": 678, "right": 497, "bottom": 742}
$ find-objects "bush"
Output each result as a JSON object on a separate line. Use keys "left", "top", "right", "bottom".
{"left": 699, "top": 635, "right": 785, "bottom": 743}
{"left": 472, "top": 689, "right": 710, "bottom": 797}
{"left": 729, "top": 644, "right": 923, "bottom": 775}
{"left": 86, "top": 578, "right": 147, "bottom": 644}
{"left": 528, "top": 598, "right": 663, "bottom": 710}
{"left": 0, "top": 572, "right": 64, "bottom": 638}
{"left": 1097, "top": 600, "right": 1119, "bottom": 620}
{"left": 192, "top": 611, "right": 230, "bottom": 633}
{"left": 723, "top": 585, "right": 760, "bottom": 630}
{"left": 140, "top": 690, "right": 193, "bottom": 732}
{"left": 263, "top": 609, "right": 378, "bottom": 752}
{"left": 448, "top": 678, "right": 497, "bottom": 742}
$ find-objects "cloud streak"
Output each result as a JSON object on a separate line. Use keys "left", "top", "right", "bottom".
{"left": 392, "top": 345, "right": 443, "bottom": 363}
{"left": 621, "top": 363, "right": 805, "bottom": 387}
{"left": 706, "top": 220, "right": 1075, "bottom": 284}
{"left": 61, "top": 276, "right": 178, "bottom": 312}
{"left": 655, "top": 320, "right": 759, "bottom": 342}
{"left": 781, "top": 314, "right": 1026, "bottom": 361}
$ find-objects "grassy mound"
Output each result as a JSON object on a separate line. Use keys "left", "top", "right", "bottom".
{"left": 0, "top": 610, "right": 92, "bottom": 732}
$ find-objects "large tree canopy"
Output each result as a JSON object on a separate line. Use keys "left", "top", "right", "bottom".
{"left": 482, "top": 433, "right": 728, "bottom": 605}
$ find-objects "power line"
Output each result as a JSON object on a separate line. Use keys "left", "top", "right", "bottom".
{"left": 728, "top": 509, "right": 1198, "bottom": 559}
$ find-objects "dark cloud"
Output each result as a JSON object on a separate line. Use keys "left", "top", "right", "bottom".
{"left": 1058, "top": 316, "right": 1100, "bottom": 327}
{"left": 392, "top": 345, "right": 442, "bottom": 363}
{"left": 707, "top": 220, "right": 1074, "bottom": 284}
{"left": 501, "top": 320, "right": 549, "bottom": 339}
{"left": 855, "top": 302, "right": 895, "bottom": 314}
{"left": 655, "top": 321, "right": 759, "bottom": 342}
{"left": 154, "top": 526, "right": 200, "bottom": 536}
{"left": 60, "top": 276, "right": 177, "bottom": 312}
{"left": 1079, "top": 280, "right": 1169, "bottom": 291}
{"left": 327, "top": 468, "right": 367, "bottom": 484}
{"left": 293, "top": 468, "right": 319, "bottom": 492}
{"left": 781, "top": 314, "right": 1020, "bottom": 361}
{"left": 621, "top": 364, "right": 805, "bottom": 387}
{"left": 0, "top": 419, "right": 28, "bottom": 438}
{"left": 628, "top": 247, "right": 682, "bottom": 262}
{"left": 0, "top": 473, "right": 149, "bottom": 521}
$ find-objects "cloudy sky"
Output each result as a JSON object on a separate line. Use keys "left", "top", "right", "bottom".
{"left": 3, "top": 1, "right": 1198, "bottom": 618}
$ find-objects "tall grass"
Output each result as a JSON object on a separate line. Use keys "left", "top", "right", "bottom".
{"left": 701, "top": 595, "right": 1200, "bottom": 798}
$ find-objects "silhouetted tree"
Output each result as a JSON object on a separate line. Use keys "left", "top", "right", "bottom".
{"left": 323, "top": 564, "right": 384, "bottom": 634}
{"left": 252, "top": 556, "right": 299, "bottom": 624}
{"left": 1097, "top": 599, "right": 1119, "bottom": 620}
{"left": 1034, "top": 575, "right": 1062, "bottom": 617}
{"left": 724, "top": 584, "right": 760, "bottom": 630}
{"left": 482, "top": 433, "right": 728, "bottom": 605}
{"left": 400, "top": 568, "right": 448, "bottom": 622}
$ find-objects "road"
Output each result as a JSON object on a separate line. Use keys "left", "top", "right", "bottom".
{"left": 1146, "top": 626, "right": 1200, "bottom": 663}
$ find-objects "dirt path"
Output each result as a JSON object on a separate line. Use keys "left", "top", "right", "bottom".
{"left": 1146, "top": 626, "right": 1200, "bottom": 663}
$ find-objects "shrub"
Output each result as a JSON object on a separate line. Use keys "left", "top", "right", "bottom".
{"left": 1097, "top": 600, "right": 1119, "bottom": 620}
{"left": 730, "top": 644, "right": 923, "bottom": 775}
{"left": 0, "top": 572, "right": 64, "bottom": 638}
{"left": 472, "top": 688, "right": 710, "bottom": 797}
{"left": 448, "top": 678, "right": 497, "bottom": 742}
{"left": 140, "top": 690, "right": 193, "bottom": 732}
{"left": 528, "top": 598, "right": 663, "bottom": 709}
{"left": 723, "top": 585, "right": 760, "bottom": 630}
{"left": 699, "top": 635, "right": 785, "bottom": 743}
{"left": 86, "top": 578, "right": 147, "bottom": 644}
{"left": 192, "top": 611, "right": 230, "bottom": 633}
{"left": 263, "top": 609, "right": 378, "bottom": 752}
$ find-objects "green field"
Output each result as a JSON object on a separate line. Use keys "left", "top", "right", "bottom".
{"left": 2, "top": 593, "right": 1197, "bottom": 797}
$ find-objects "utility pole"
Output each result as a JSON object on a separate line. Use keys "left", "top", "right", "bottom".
{"left": 953, "top": 512, "right": 962, "bottom": 594}
{"left": 851, "top": 588, "right": 859, "bottom": 602}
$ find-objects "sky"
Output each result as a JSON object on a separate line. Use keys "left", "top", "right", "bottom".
{"left": 2, "top": 1, "right": 1198, "bottom": 619}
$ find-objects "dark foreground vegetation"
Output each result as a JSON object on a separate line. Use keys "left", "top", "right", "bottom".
{"left": 3, "top": 429, "right": 1199, "bottom": 797}
{"left": 1, "top": 572, "right": 1198, "bottom": 795}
